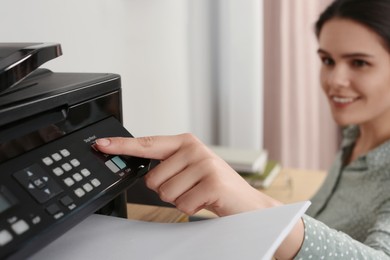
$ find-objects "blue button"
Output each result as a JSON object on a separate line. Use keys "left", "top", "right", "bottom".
{"left": 112, "top": 156, "right": 127, "bottom": 170}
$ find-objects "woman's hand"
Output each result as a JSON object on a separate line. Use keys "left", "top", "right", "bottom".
{"left": 96, "top": 133, "right": 305, "bottom": 259}
{"left": 95, "top": 133, "right": 281, "bottom": 217}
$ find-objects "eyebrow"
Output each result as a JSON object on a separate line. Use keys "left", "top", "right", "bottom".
{"left": 317, "top": 49, "right": 374, "bottom": 59}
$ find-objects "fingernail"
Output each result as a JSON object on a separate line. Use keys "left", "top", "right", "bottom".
{"left": 96, "top": 138, "right": 111, "bottom": 146}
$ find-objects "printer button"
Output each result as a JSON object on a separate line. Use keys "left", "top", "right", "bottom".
{"left": 105, "top": 160, "right": 120, "bottom": 173}
{"left": 80, "top": 168, "right": 91, "bottom": 177}
{"left": 51, "top": 153, "right": 62, "bottom": 162}
{"left": 46, "top": 204, "right": 61, "bottom": 215}
{"left": 14, "top": 164, "right": 63, "bottom": 204}
{"left": 63, "top": 177, "right": 75, "bottom": 187}
{"left": 31, "top": 177, "right": 46, "bottom": 189}
{"left": 83, "top": 183, "right": 93, "bottom": 193}
{"left": 53, "top": 167, "right": 64, "bottom": 176}
{"left": 0, "top": 230, "right": 13, "bottom": 246}
{"left": 60, "top": 196, "right": 74, "bottom": 206}
{"left": 72, "top": 173, "right": 83, "bottom": 182}
{"left": 111, "top": 156, "right": 127, "bottom": 170}
{"left": 61, "top": 163, "right": 72, "bottom": 172}
{"left": 70, "top": 159, "right": 80, "bottom": 167}
{"left": 60, "top": 149, "right": 70, "bottom": 157}
{"left": 74, "top": 188, "right": 85, "bottom": 198}
{"left": 42, "top": 157, "right": 54, "bottom": 166}
{"left": 11, "top": 219, "right": 29, "bottom": 235}
{"left": 91, "top": 178, "right": 101, "bottom": 187}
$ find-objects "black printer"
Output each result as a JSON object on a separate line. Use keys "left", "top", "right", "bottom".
{"left": 0, "top": 43, "right": 154, "bottom": 259}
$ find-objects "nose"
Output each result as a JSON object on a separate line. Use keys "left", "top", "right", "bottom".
{"left": 324, "top": 65, "right": 350, "bottom": 89}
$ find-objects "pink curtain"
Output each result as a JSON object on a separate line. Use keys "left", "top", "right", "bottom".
{"left": 263, "top": 0, "right": 338, "bottom": 170}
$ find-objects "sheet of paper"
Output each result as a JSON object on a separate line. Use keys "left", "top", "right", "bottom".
{"left": 30, "top": 201, "right": 310, "bottom": 260}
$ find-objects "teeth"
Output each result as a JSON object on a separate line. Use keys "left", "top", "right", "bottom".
{"left": 332, "top": 96, "right": 355, "bottom": 104}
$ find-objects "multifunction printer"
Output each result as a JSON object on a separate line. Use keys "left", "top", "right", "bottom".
{"left": 0, "top": 43, "right": 157, "bottom": 259}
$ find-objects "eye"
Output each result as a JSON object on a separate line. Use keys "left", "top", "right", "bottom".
{"left": 320, "top": 57, "right": 335, "bottom": 66}
{"left": 352, "top": 59, "right": 369, "bottom": 68}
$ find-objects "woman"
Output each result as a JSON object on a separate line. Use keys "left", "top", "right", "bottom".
{"left": 96, "top": 0, "right": 390, "bottom": 258}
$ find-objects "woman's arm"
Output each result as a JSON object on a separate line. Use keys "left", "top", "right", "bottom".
{"left": 294, "top": 213, "right": 390, "bottom": 260}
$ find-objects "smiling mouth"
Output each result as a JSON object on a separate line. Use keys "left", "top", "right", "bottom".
{"left": 332, "top": 96, "right": 358, "bottom": 104}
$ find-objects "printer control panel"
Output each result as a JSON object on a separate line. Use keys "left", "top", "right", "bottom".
{"left": 0, "top": 117, "right": 150, "bottom": 260}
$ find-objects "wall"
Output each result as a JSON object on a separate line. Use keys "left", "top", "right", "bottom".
{"left": 216, "top": 0, "right": 263, "bottom": 149}
{"left": 263, "top": 0, "right": 337, "bottom": 170}
{"left": 0, "top": 0, "right": 191, "bottom": 137}
{"left": 0, "top": 0, "right": 263, "bottom": 149}
{"left": 187, "top": 0, "right": 264, "bottom": 149}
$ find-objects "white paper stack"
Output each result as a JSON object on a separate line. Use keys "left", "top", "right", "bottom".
{"left": 31, "top": 201, "right": 310, "bottom": 260}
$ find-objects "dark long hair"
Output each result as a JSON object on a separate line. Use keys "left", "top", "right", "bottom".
{"left": 315, "top": 0, "right": 390, "bottom": 51}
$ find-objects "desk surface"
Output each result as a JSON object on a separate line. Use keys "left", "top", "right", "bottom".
{"left": 127, "top": 203, "right": 186, "bottom": 222}
{"left": 262, "top": 168, "right": 326, "bottom": 204}
{"left": 127, "top": 168, "right": 326, "bottom": 222}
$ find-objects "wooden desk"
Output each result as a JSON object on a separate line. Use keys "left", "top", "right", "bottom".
{"left": 262, "top": 168, "right": 326, "bottom": 204}
{"left": 127, "top": 168, "right": 327, "bottom": 222}
{"left": 127, "top": 203, "right": 187, "bottom": 223}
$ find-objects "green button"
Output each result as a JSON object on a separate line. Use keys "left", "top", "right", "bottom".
{"left": 112, "top": 156, "right": 127, "bottom": 170}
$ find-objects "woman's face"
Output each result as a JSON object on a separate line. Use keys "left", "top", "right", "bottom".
{"left": 318, "top": 18, "right": 390, "bottom": 127}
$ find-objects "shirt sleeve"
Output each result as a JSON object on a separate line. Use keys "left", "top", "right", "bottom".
{"left": 293, "top": 212, "right": 390, "bottom": 260}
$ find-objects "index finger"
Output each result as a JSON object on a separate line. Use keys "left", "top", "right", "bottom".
{"left": 94, "top": 134, "right": 190, "bottom": 160}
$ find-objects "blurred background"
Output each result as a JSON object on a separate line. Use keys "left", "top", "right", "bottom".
{"left": 0, "top": 0, "right": 337, "bottom": 171}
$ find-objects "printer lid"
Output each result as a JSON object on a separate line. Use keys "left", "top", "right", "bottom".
{"left": 0, "top": 42, "right": 62, "bottom": 92}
